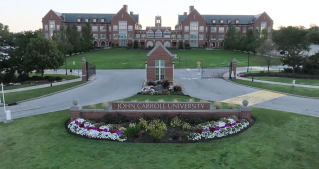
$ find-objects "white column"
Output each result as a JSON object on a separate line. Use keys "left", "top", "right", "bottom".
{"left": 173, "top": 62, "right": 175, "bottom": 80}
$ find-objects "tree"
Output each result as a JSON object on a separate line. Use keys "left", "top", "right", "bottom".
{"left": 52, "top": 25, "right": 73, "bottom": 75}
{"left": 24, "top": 36, "right": 64, "bottom": 78}
{"left": 307, "top": 29, "right": 319, "bottom": 44}
{"left": 133, "top": 40, "right": 139, "bottom": 49}
{"left": 81, "top": 23, "right": 93, "bottom": 52}
{"left": 244, "top": 29, "right": 258, "bottom": 52}
{"left": 302, "top": 52, "right": 319, "bottom": 75}
{"left": 0, "top": 23, "right": 10, "bottom": 46}
{"left": 273, "top": 26, "right": 310, "bottom": 74}
{"left": 256, "top": 40, "right": 277, "bottom": 73}
{"left": 178, "top": 42, "right": 184, "bottom": 49}
{"left": 66, "top": 24, "right": 81, "bottom": 55}
{"left": 223, "top": 23, "right": 237, "bottom": 50}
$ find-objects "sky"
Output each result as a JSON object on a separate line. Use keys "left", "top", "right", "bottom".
{"left": 1, "top": 0, "right": 318, "bottom": 33}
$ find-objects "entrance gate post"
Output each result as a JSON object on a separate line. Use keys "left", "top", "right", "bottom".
{"left": 232, "top": 58, "right": 237, "bottom": 79}
{"left": 81, "top": 57, "right": 87, "bottom": 81}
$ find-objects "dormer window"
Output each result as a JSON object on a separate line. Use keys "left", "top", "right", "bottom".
{"left": 227, "top": 19, "right": 232, "bottom": 23}
{"left": 77, "top": 18, "right": 81, "bottom": 22}
{"left": 220, "top": 19, "right": 224, "bottom": 24}
{"left": 101, "top": 18, "right": 104, "bottom": 22}
{"left": 93, "top": 18, "right": 96, "bottom": 22}
{"left": 85, "top": 18, "right": 88, "bottom": 22}
{"left": 212, "top": 19, "right": 216, "bottom": 24}
{"left": 236, "top": 19, "right": 239, "bottom": 24}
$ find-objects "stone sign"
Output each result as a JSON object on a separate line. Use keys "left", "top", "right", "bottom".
{"left": 112, "top": 102, "right": 211, "bottom": 110}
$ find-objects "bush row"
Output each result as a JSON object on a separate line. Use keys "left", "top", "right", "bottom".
{"left": 0, "top": 73, "right": 63, "bottom": 84}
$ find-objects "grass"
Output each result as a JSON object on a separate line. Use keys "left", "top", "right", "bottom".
{"left": 246, "top": 76, "right": 319, "bottom": 86}
{"left": 233, "top": 79, "right": 319, "bottom": 98}
{"left": 4, "top": 81, "right": 85, "bottom": 104}
{"left": 1, "top": 106, "right": 318, "bottom": 168}
{"left": 4, "top": 74, "right": 80, "bottom": 90}
{"left": 242, "top": 70, "right": 280, "bottom": 74}
{"left": 64, "top": 48, "right": 281, "bottom": 69}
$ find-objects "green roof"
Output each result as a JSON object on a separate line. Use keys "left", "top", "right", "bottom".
{"left": 178, "top": 14, "right": 262, "bottom": 25}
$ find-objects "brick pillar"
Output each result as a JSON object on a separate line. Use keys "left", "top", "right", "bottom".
{"left": 232, "top": 58, "right": 237, "bottom": 79}
{"left": 239, "top": 100, "right": 252, "bottom": 122}
{"left": 81, "top": 57, "right": 87, "bottom": 81}
{"left": 70, "top": 99, "right": 82, "bottom": 121}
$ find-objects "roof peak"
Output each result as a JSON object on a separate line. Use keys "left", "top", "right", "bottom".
{"left": 147, "top": 43, "right": 172, "bottom": 57}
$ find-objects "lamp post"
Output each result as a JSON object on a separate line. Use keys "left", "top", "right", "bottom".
{"left": 65, "top": 55, "right": 68, "bottom": 75}
{"left": 247, "top": 51, "right": 251, "bottom": 72}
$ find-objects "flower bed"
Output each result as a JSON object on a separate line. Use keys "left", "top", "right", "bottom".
{"left": 66, "top": 115, "right": 253, "bottom": 143}
{"left": 137, "top": 79, "right": 185, "bottom": 95}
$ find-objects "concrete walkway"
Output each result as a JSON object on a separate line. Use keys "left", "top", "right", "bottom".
{"left": 236, "top": 72, "right": 319, "bottom": 89}
{"left": 4, "top": 78, "right": 82, "bottom": 93}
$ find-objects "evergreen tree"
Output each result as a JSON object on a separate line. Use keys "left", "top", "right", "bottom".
{"left": 81, "top": 23, "right": 93, "bottom": 52}
{"left": 133, "top": 40, "right": 139, "bottom": 49}
{"left": 66, "top": 24, "right": 81, "bottom": 54}
{"left": 223, "top": 23, "right": 236, "bottom": 49}
{"left": 178, "top": 42, "right": 184, "bottom": 49}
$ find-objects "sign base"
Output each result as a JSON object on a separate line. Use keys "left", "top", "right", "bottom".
{"left": 4, "top": 110, "right": 13, "bottom": 123}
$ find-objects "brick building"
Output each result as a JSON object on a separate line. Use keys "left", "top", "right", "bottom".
{"left": 42, "top": 5, "right": 273, "bottom": 48}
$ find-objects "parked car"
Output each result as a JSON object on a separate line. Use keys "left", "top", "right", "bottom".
{"left": 237, "top": 73, "right": 245, "bottom": 77}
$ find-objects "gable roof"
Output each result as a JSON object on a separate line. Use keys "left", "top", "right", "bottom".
{"left": 58, "top": 12, "right": 139, "bottom": 23}
{"left": 178, "top": 13, "right": 261, "bottom": 24}
{"left": 147, "top": 43, "right": 172, "bottom": 57}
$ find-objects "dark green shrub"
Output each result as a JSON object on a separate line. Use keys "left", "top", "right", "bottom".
{"left": 123, "top": 124, "right": 141, "bottom": 137}
{"left": 146, "top": 81, "right": 156, "bottom": 86}
{"left": 173, "top": 85, "right": 182, "bottom": 92}
{"left": 133, "top": 40, "right": 139, "bottom": 49}
{"left": 161, "top": 79, "right": 170, "bottom": 88}
{"left": 48, "top": 77, "right": 55, "bottom": 82}
{"left": 12, "top": 78, "right": 21, "bottom": 83}
{"left": 44, "top": 76, "right": 51, "bottom": 79}
{"left": 18, "top": 74, "right": 29, "bottom": 81}
{"left": 55, "top": 76, "right": 62, "bottom": 81}
{"left": 178, "top": 42, "right": 184, "bottom": 49}
{"left": 101, "top": 113, "right": 129, "bottom": 124}
{"left": 4, "top": 72, "right": 15, "bottom": 83}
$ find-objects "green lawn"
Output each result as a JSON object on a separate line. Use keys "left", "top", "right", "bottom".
{"left": 4, "top": 81, "right": 85, "bottom": 104}
{"left": 242, "top": 70, "right": 280, "bottom": 74}
{"left": 246, "top": 76, "right": 319, "bottom": 86}
{"left": 1, "top": 106, "right": 318, "bottom": 168}
{"left": 4, "top": 83, "right": 41, "bottom": 90}
{"left": 233, "top": 79, "right": 319, "bottom": 98}
{"left": 64, "top": 49, "right": 281, "bottom": 69}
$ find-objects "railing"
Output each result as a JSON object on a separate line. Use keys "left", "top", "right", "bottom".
{"left": 86, "top": 62, "right": 96, "bottom": 81}
{"left": 201, "top": 67, "right": 230, "bottom": 79}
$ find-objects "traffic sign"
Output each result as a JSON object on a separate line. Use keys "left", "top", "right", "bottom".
{"left": 197, "top": 61, "right": 201, "bottom": 65}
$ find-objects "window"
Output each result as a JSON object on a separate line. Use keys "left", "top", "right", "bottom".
{"left": 206, "top": 27, "right": 208, "bottom": 32}
{"left": 113, "top": 25, "right": 118, "bottom": 31}
{"left": 235, "top": 27, "right": 240, "bottom": 32}
{"left": 219, "top": 27, "right": 224, "bottom": 33}
{"left": 211, "top": 35, "right": 216, "bottom": 40}
{"left": 243, "top": 27, "right": 246, "bottom": 33}
{"left": 100, "top": 34, "right": 106, "bottom": 39}
{"left": 128, "top": 34, "right": 132, "bottom": 39}
{"left": 211, "top": 27, "right": 216, "bottom": 32}
{"left": 56, "top": 25, "right": 60, "bottom": 30}
{"left": 155, "top": 60, "right": 165, "bottom": 80}
{"left": 113, "top": 34, "right": 118, "bottom": 39}
{"left": 199, "top": 26, "right": 204, "bottom": 32}
{"left": 100, "top": 26, "right": 106, "bottom": 31}
{"left": 171, "top": 34, "right": 176, "bottom": 39}
{"left": 184, "top": 34, "right": 189, "bottom": 40}
{"left": 228, "top": 19, "right": 231, "bottom": 23}
{"left": 155, "top": 30, "right": 162, "bottom": 38}
{"left": 77, "top": 26, "right": 82, "bottom": 31}
{"left": 136, "top": 34, "right": 140, "bottom": 38}
{"left": 93, "top": 34, "right": 98, "bottom": 39}
{"left": 109, "top": 26, "right": 111, "bottom": 31}
{"left": 93, "top": 18, "right": 96, "bottom": 22}
{"left": 147, "top": 30, "right": 154, "bottom": 37}
{"left": 77, "top": 18, "right": 81, "bottom": 22}
{"left": 261, "top": 22, "right": 267, "bottom": 33}
{"left": 256, "top": 26, "right": 259, "bottom": 32}
{"left": 119, "top": 30, "right": 127, "bottom": 38}
{"left": 236, "top": 20, "right": 239, "bottom": 24}
{"left": 45, "top": 33, "right": 49, "bottom": 38}
{"left": 190, "top": 22, "right": 198, "bottom": 31}
{"left": 109, "top": 34, "right": 111, "bottom": 39}
{"left": 190, "top": 40, "right": 198, "bottom": 47}
{"left": 218, "top": 35, "right": 224, "bottom": 40}
{"left": 163, "top": 30, "right": 171, "bottom": 37}
{"left": 268, "top": 27, "right": 271, "bottom": 33}
{"left": 85, "top": 18, "right": 88, "bottom": 22}
{"left": 177, "top": 34, "right": 182, "bottom": 38}
{"left": 45, "top": 25, "right": 48, "bottom": 31}
{"left": 184, "top": 26, "right": 189, "bottom": 32}
{"left": 49, "top": 20, "right": 55, "bottom": 38}
{"left": 92, "top": 26, "right": 98, "bottom": 32}
{"left": 128, "top": 25, "right": 133, "bottom": 31}
{"left": 141, "top": 34, "right": 146, "bottom": 38}
{"left": 199, "top": 34, "right": 204, "bottom": 40}
{"left": 119, "top": 21, "right": 127, "bottom": 29}
{"left": 101, "top": 18, "right": 104, "bottom": 22}
{"left": 220, "top": 19, "right": 224, "bottom": 24}
{"left": 119, "top": 39, "right": 127, "bottom": 47}
{"left": 212, "top": 19, "right": 216, "bottom": 24}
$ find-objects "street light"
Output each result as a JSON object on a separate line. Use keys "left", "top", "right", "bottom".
{"left": 247, "top": 51, "right": 251, "bottom": 72}
{"left": 1, "top": 83, "right": 12, "bottom": 123}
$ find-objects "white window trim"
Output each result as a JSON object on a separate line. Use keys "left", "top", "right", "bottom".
{"left": 128, "top": 25, "right": 133, "bottom": 31}
{"left": 220, "top": 20, "right": 224, "bottom": 24}
{"left": 93, "top": 18, "right": 96, "bottom": 22}
{"left": 77, "top": 18, "right": 80, "bottom": 22}
{"left": 113, "top": 25, "right": 118, "bottom": 31}
{"left": 85, "top": 18, "right": 88, "bottom": 22}
{"left": 155, "top": 60, "right": 165, "bottom": 81}
{"left": 101, "top": 18, "right": 104, "bottom": 22}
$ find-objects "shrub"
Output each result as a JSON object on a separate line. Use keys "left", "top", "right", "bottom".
{"left": 89, "top": 104, "right": 96, "bottom": 109}
{"left": 101, "top": 102, "right": 109, "bottom": 108}
{"left": 44, "top": 76, "right": 51, "bottom": 80}
{"left": 158, "top": 99, "right": 165, "bottom": 102}
{"left": 139, "top": 118, "right": 148, "bottom": 128}
{"left": 146, "top": 81, "right": 156, "bottom": 86}
{"left": 179, "top": 115, "right": 220, "bottom": 125}
{"left": 48, "top": 77, "right": 55, "bottom": 85}
{"left": 3, "top": 72, "right": 15, "bottom": 83}
{"left": 123, "top": 123, "right": 141, "bottom": 137}
{"left": 182, "top": 122, "right": 191, "bottom": 130}
{"left": 12, "top": 78, "right": 21, "bottom": 83}
{"left": 18, "top": 73, "right": 29, "bottom": 81}
{"left": 173, "top": 99, "right": 179, "bottom": 102}
{"left": 148, "top": 129, "right": 165, "bottom": 140}
{"left": 189, "top": 98, "right": 195, "bottom": 102}
{"left": 200, "top": 99, "right": 208, "bottom": 102}
{"left": 228, "top": 103, "right": 235, "bottom": 109}
{"left": 161, "top": 79, "right": 170, "bottom": 88}
{"left": 170, "top": 116, "right": 182, "bottom": 127}
{"left": 213, "top": 102, "right": 222, "bottom": 109}
{"left": 55, "top": 76, "right": 62, "bottom": 81}
{"left": 146, "top": 119, "right": 167, "bottom": 140}
{"left": 173, "top": 85, "right": 182, "bottom": 92}
{"left": 101, "top": 113, "right": 129, "bottom": 124}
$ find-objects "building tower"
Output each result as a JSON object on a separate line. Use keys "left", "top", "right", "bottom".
{"left": 155, "top": 15, "right": 162, "bottom": 27}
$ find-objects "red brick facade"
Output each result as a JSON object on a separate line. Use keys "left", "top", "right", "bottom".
{"left": 42, "top": 5, "right": 273, "bottom": 48}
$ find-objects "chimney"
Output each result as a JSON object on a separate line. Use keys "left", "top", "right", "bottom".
{"left": 123, "top": 5, "right": 128, "bottom": 12}
{"left": 189, "top": 6, "right": 194, "bottom": 13}
{"left": 184, "top": 12, "right": 187, "bottom": 15}
{"left": 130, "top": 11, "right": 134, "bottom": 15}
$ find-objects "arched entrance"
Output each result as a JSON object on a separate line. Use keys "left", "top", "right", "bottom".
{"left": 93, "top": 41, "right": 98, "bottom": 47}
{"left": 109, "top": 41, "right": 112, "bottom": 47}
{"left": 147, "top": 41, "right": 154, "bottom": 47}
{"left": 155, "top": 41, "right": 162, "bottom": 46}
{"left": 164, "top": 41, "right": 170, "bottom": 47}
{"left": 211, "top": 42, "right": 216, "bottom": 48}
{"left": 101, "top": 41, "right": 106, "bottom": 47}
{"left": 218, "top": 42, "right": 223, "bottom": 47}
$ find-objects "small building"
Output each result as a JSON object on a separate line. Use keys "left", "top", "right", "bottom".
{"left": 146, "top": 44, "right": 174, "bottom": 81}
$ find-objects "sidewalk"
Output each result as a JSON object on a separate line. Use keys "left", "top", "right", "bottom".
{"left": 4, "top": 78, "right": 82, "bottom": 93}
{"left": 236, "top": 70, "right": 319, "bottom": 89}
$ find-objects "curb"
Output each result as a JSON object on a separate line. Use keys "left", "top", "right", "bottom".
{"left": 14, "top": 78, "right": 96, "bottom": 105}
{"left": 225, "top": 78, "right": 319, "bottom": 100}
